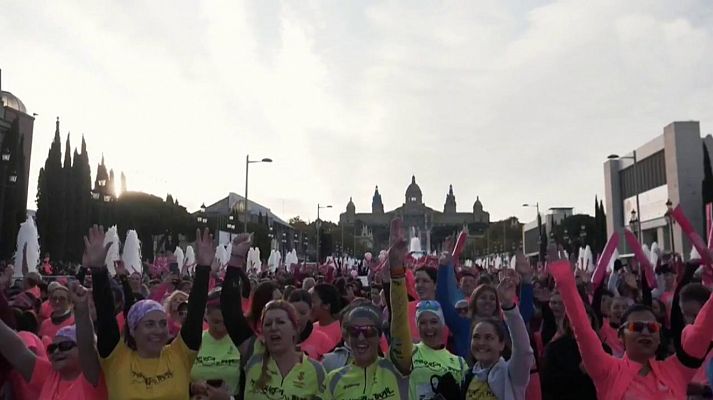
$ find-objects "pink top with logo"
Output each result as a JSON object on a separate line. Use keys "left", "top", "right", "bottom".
{"left": 551, "top": 260, "right": 713, "bottom": 400}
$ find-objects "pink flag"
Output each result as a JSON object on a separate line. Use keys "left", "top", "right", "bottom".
{"left": 591, "top": 232, "right": 619, "bottom": 288}
{"left": 624, "top": 229, "right": 657, "bottom": 289}
{"left": 670, "top": 205, "right": 713, "bottom": 265}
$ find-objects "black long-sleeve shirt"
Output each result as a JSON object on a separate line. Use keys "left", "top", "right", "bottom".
{"left": 221, "top": 267, "right": 254, "bottom": 350}
{"left": 91, "top": 265, "right": 211, "bottom": 357}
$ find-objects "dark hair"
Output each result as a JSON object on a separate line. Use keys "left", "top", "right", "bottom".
{"left": 472, "top": 318, "right": 507, "bottom": 342}
{"left": 282, "top": 285, "right": 296, "bottom": 301}
{"left": 206, "top": 288, "right": 222, "bottom": 312}
{"left": 248, "top": 281, "right": 278, "bottom": 330}
{"left": 12, "top": 308, "right": 38, "bottom": 334}
{"left": 600, "top": 289, "right": 615, "bottom": 298}
{"left": 415, "top": 266, "right": 437, "bottom": 283}
{"left": 620, "top": 304, "right": 656, "bottom": 325}
{"left": 313, "top": 283, "right": 343, "bottom": 315}
{"left": 288, "top": 289, "right": 312, "bottom": 307}
{"left": 680, "top": 283, "right": 711, "bottom": 306}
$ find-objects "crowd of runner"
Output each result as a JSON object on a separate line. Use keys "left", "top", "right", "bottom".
{"left": 1, "top": 214, "right": 713, "bottom": 399}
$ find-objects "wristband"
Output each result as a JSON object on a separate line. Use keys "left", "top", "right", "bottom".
{"left": 501, "top": 303, "right": 516, "bottom": 311}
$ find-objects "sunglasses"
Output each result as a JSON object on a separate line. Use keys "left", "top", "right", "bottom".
{"left": 47, "top": 341, "right": 77, "bottom": 354}
{"left": 346, "top": 325, "right": 380, "bottom": 338}
{"left": 619, "top": 321, "right": 660, "bottom": 334}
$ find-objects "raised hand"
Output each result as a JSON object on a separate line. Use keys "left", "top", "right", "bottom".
{"left": 195, "top": 228, "right": 216, "bottom": 267}
{"left": 387, "top": 218, "right": 408, "bottom": 276}
{"left": 228, "top": 233, "right": 251, "bottom": 269}
{"left": 497, "top": 277, "right": 517, "bottom": 309}
{"left": 115, "top": 260, "right": 128, "bottom": 277}
{"left": 68, "top": 281, "right": 91, "bottom": 311}
{"left": 83, "top": 225, "right": 112, "bottom": 269}
{"left": 514, "top": 248, "right": 532, "bottom": 277}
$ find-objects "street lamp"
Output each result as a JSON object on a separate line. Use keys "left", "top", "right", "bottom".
{"left": 629, "top": 209, "right": 640, "bottom": 237}
{"left": 609, "top": 152, "right": 642, "bottom": 238}
{"left": 665, "top": 199, "right": 675, "bottom": 254}
{"left": 316, "top": 203, "right": 332, "bottom": 263}
{"left": 244, "top": 155, "right": 273, "bottom": 232}
{"left": 1, "top": 149, "right": 10, "bottom": 162}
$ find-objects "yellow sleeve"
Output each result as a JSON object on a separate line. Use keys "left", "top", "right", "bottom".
{"left": 389, "top": 277, "right": 412, "bottom": 375}
{"left": 169, "top": 333, "right": 198, "bottom": 371}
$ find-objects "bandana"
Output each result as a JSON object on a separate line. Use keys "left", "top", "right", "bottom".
{"left": 127, "top": 299, "right": 166, "bottom": 335}
{"left": 55, "top": 325, "right": 77, "bottom": 342}
{"left": 415, "top": 300, "right": 445, "bottom": 326}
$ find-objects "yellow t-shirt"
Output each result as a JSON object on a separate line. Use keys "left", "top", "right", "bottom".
{"left": 244, "top": 350, "right": 325, "bottom": 400}
{"left": 100, "top": 334, "right": 197, "bottom": 400}
{"left": 465, "top": 378, "right": 498, "bottom": 400}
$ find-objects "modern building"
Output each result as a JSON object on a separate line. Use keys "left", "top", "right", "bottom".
{"left": 603, "top": 121, "right": 711, "bottom": 256}
{"left": 201, "top": 192, "right": 294, "bottom": 250}
{"left": 339, "top": 175, "right": 490, "bottom": 252}
{"left": 0, "top": 69, "right": 35, "bottom": 254}
{"left": 522, "top": 207, "right": 574, "bottom": 257}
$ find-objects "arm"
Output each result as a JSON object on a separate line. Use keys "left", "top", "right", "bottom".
{"left": 119, "top": 275, "right": 135, "bottom": 317}
{"left": 0, "top": 318, "right": 36, "bottom": 381}
{"left": 91, "top": 267, "right": 120, "bottom": 358}
{"left": 221, "top": 266, "right": 253, "bottom": 350}
{"left": 436, "top": 262, "right": 471, "bottom": 358}
{"left": 671, "top": 263, "right": 697, "bottom": 353}
{"left": 681, "top": 290, "right": 713, "bottom": 359}
{"left": 539, "top": 300, "right": 557, "bottom": 346}
{"left": 71, "top": 283, "right": 102, "bottom": 386}
{"left": 389, "top": 276, "right": 412, "bottom": 375}
{"left": 504, "top": 306, "right": 534, "bottom": 387}
{"left": 550, "top": 260, "right": 612, "bottom": 381}
{"left": 180, "top": 265, "right": 209, "bottom": 351}
{"left": 518, "top": 280, "right": 535, "bottom": 325}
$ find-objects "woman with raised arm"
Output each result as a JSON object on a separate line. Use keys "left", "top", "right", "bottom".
{"left": 324, "top": 218, "right": 413, "bottom": 400}
{"left": 221, "top": 233, "right": 325, "bottom": 399}
{"left": 87, "top": 225, "right": 213, "bottom": 399}
{"left": 550, "top": 248, "right": 713, "bottom": 400}
{"left": 463, "top": 276, "right": 534, "bottom": 400}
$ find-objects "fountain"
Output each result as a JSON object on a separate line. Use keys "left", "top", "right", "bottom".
{"left": 184, "top": 246, "right": 195, "bottom": 274}
{"left": 14, "top": 216, "right": 39, "bottom": 277}
{"left": 122, "top": 230, "right": 142, "bottom": 275}
{"left": 174, "top": 246, "right": 185, "bottom": 272}
{"left": 104, "top": 226, "right": 121, "bottom": 276}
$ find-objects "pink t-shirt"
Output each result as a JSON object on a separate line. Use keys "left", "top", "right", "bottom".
{"left": 600, "top": 319, "right": 624, "bottom": 358}
{"left": 29, "top": 357, "right": 106, "bottom": 400}
{"left": 39, "top": 314, "right": 75, "bottom": 342}
{"left": 300, "top": 328, "right": 333, "bottom": 360}
{"left": 313, "top": 320, "right": 342, "bottom": 350}
{"left": 9, "top": 332, "right": 47, "bottom": 400}
{"left": 623, "top": 369, "right": 675, "bottom": 400}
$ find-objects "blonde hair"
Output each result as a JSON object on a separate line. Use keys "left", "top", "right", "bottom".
{"left": 255, "top": 300, "right": 299, "bottom": 390}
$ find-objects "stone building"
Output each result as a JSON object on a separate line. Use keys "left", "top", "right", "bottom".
{"left": 339, "top": 175, "right": 490, "bottom": 252}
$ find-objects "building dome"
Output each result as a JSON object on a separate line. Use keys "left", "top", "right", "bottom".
{"left": 1, "top": 91, "right": 27, "bottom": 114}
{"left": 346, "top": 197, "right": 355, "bottom": 213}
{"left": 405, "top": 175, "right": 422, "bottom": 203}
{"left": 473, "top": 196, "right": 483, "bottom": 211}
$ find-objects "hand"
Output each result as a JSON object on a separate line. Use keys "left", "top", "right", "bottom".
{"left": 438, "top": 251, "right": 452, "bottom": 267}
{"left": 228, "top": 233, "right": 251, "bottom": 269}
{"left": 68, "top": 281, "right": 91, "bottom": 311}
{"left": 514, "top": 248, "right": 532, "bottom": 278}
{"left": 195, "top": 228, "right": 215, "bottom": 267}
{"left": 205, "top": 384, "right": 231, "bottom": 400}
{"left": 115, "top": 260, "right": 128, "bottom": 277}
{"left": 83, "top": 225, "right": 112, "bottom": 268}
{"left": 387, "top": 218, "right": 408, "bottom": 275}
{"left": 190, "top": 381, "right": 207, "bottom": 396}
{"left": 497, "top": 277, "right": 516, "bottom": 309}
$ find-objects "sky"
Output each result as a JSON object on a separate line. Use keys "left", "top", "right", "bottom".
{"left": 1, "top": 0, "right": 713, "bottom": 225}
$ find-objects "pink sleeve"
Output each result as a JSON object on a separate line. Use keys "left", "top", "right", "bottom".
{"left": 681, "top": 292, "right": 713, "bottom": 358}
{"left": 29, "top": 358, "right": 51, "bottom": 387}
{"left": 551, "top": 260, "right": 613, "bottom": 380}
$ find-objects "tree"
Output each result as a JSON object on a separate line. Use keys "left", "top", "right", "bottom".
{"left": 36, "top": 118, "right": 66, "bottom": 261}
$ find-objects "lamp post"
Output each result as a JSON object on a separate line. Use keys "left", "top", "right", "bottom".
{"left": 665, "top": 199, "right": 675, "bottom": 254}
{"left": 629, "top": 209, "right": 640, "bottom": 238}
{"left": 608, "top": 152, "right": 642, "bottom": 239}
{"left": 316, "top": 203, "right": 332, "bottom": 263}
{"left": 244, "top": 155, "right": 272, "bottom": 232}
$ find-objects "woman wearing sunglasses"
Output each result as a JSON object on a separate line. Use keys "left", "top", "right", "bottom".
{"left": 550, "top": 256, "right": 713, "bottom": 399}
{"left": 85, "top": 226, "right": 213, "bottom": 400}
{"left": 0, "top": 321, "right": 106, "bottom": 399}
{"left": 463, "top": 276, "right": 533, "bottom": 400}
{"left": 324, "top": 218, "right": 412, "bottom": 400}
{"left": 410, "top": 300, "right": 467, "bottom": 400}
{"left": 221, "top": 234, "right": 325, "bottom": 400}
